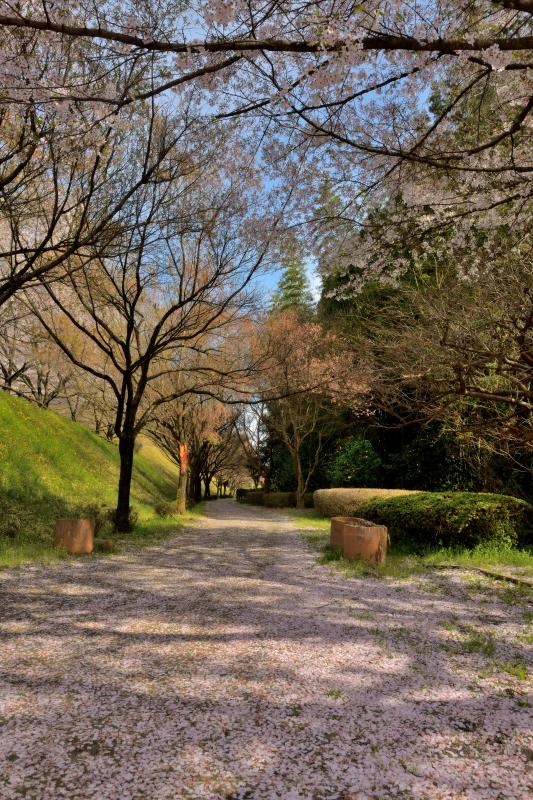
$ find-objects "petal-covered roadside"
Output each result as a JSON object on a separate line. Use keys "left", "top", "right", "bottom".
{"left": 0, "top": 500, "right": 531, "bottom": 800}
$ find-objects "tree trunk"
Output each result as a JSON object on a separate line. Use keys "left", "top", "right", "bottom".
{"left": 116, "top": 434, "right": 135, "bottom": 532}
{"left": 176, "top": 442, "right": 188, "bottom": 514}
{"left": 204, "top": 477, "right": 211, "bottom": 498}
{"left": 188, "top": 465, "right": 202, "bottom": 502}
{"left": 294, "top": 452, "right": 306, "bottom": 509}
{"left": 194, "top": 473, "right": 202, "bottom": 499}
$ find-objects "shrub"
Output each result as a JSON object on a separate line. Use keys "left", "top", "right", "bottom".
{"left": 263, "top": 492, "right": 295, "bottom": 508}
{"left": 241, "top": 491, "right": 265, "bottom": 506}
{"left": 303, "top": 492, "right": 314, "bottom": 509}
{"left": 327, "top": 437, "right": 382, "bottom": 488}
{"left": 240, "top": 491, "right": 313, "bottom": 508}
{"left": 236, "top": 488, "right": 249, "bottom": 500}
{"left": 77, "top": 503, "right": 113, "bottom": 536}
{"left": 93, "top": 538, "right": 117, "bottom": 553}
{"left": 355, "top": 492, "right": 533, "bottom": 551}
{"left": 314, "top": 488, "right": 418, "bottom": 517}
{"left": 154, "top": 501, "right": 175, "bottom": 517}
{"left": 108, "top": 506, "right": 139, "bottom": 531}
{"left": 0, "top": 512, "right": 23, "bottom": 540}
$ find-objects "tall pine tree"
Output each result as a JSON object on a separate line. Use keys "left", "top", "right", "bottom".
{"left": 270, "top": 244, "right": 314, "bottom": 316}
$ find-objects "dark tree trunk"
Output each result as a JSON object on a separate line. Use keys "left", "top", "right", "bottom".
{"left": 116, "top": 434, "right": 135, "bottom": 532}
{"left": 177, "top": 442, "right": 188, "bottom": 514}
{"left": 188, "top": 465, "right": 202, "bottom": 501}
{"left": 193, "top": 473, "right": 202, "bottom": 499}
{"left": 204, "top": 478, "right": 211, "bottom": 498}
{"left": 293, "top": 448, "right": 306, "bottom": 509}
{"left": 263, "top": 443, "right": 273, "bottom": 493}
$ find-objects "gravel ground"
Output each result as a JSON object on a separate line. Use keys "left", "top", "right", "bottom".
{"left": 0, "top": 499, "right": 531, "bottom": 800}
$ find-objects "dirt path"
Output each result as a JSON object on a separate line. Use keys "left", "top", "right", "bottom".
{"left": 0, "top": 500, "right": 531, "bottom": 799}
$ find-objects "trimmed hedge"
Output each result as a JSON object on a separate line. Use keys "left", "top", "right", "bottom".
{"left": 264, "top": 492, "right": 314, "bottom": 508}
{"left": 239, "top": 491, "right": 314, "bottom": 508}
{"left": 263, "top": 492, "right": 294, "bottom": 508}
{"left": 240, "top": 490, "right": 266, "bottom": 505}
{"left": 355, "top": 492, "right": 533, "bottom": 551}
{"left": 313, "top": 488, "right": 418, "bottom": 517}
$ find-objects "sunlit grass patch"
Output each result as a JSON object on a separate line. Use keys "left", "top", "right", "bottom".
{"left": 0, "top": 505, "right": 204, "bottom": 569}
{"left": 440, "top": 619, "right": 458, "bottom": 632}
{"left": 441, "top": 624, "right": 497, "bottom": 658}
{"left": 0, "top": 541, "right": 69, "bottom": 569}
{"left": 423, "top": 542, "right": 533, "bottom": 573}
{"left": 498, "top": 661, "right": 528, "bottom": 680}
{"left": 287, "top": 508, "right": 330, "bottom": 531}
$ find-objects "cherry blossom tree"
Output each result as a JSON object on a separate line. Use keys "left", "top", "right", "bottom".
{"left": 1, "top": 1, "right": 532, "bottom": 311}
{"left": 233, "top": 402, "right": 270, "bottom": 489}
{"left": 23, "top": 113, "right": 277, "bottom": 530}
{"left": 148, "top": 396, "right": 249, "bottom": 509}
{"left": 255, "top": 310, "right": 368, "bottom": 506}
{"left": 1, "top": 1, "right": 531, "bottom": 231}
{"left": 149, "top": 395, "right": 222, "bottom": 511}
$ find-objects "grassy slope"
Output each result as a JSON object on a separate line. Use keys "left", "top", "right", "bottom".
{"left": 0, "top": 392, "right": 198, "bottom": 566}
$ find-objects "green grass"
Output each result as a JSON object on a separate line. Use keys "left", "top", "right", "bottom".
{"left": 422, "top": 543, "right": 533, "bottom": 571}
{"left": 0, "top": 392, "right": 200, "bottom": 567}
{"left": 459, "top": 627, "right": 496, "bottom": 657}
{"left": 288, "top": 507, "right": 533, "bottom": 579}
{"left": 287, "top": 508, "right": 330, "bottom": 530}
{"left": 324, "top": 688, "right": 342, "bottom": 699}
{"left": 497, "top": 661, "right": 528, "bottom": 680}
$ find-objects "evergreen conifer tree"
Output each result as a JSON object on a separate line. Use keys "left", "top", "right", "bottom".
{"left": 271, "top": 245, "right": 314, "bottom": 316}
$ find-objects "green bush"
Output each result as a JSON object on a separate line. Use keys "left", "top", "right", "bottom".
{"left": 241, "top": 491, "right": 314, "bottom": 508}
{"left": 77, "top": 503, "right": 113, "bottom": 536}
{"left": 314, "top": 488, "right": 418, "bottom": 517}
{"left": 154, "top": 501, "right": 176, "bottom": 518}
{"left": 0, "top": 511, "right": 23, "bottom": 540}
{"left": 93, "top": 538, "right": 117, "bottom": 553}
{"left": 241, "top": 491, "right": 265, "bottom": 505}
{"left": 263, "top": 492, "right": 293, "bottom": 507}
{"left": 262, "top": 491, "right": 313, "bottom": 508}
{"left": 108, "top": 506, "right": 140, "bottom": 531}
{"left": 303, "top": 492, "right": 314, "bottom": 509}
{"left": 356, "top": 492, "right": 533, "bottom": 551}
{"left": 327, "top": 437, "right": 382, "bottom": 488}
